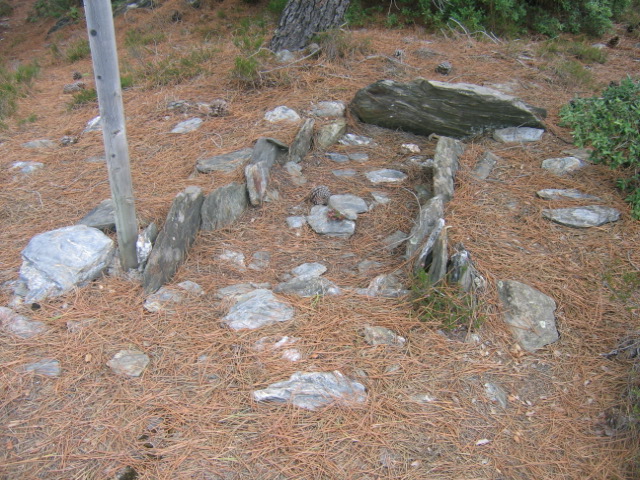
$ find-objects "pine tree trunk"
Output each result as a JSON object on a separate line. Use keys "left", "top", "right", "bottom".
{"left": 270, "top": 0, "right": 351, "bottom": 52}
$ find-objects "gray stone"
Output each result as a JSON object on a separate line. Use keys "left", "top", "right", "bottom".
{"left": 383, "top": 230, "right": 408, "bottom": 250}
{"left": 0, "top": 306, "right": 46, "bottom": 338}
{"left": 541, "top": 156, "right": 586, "bottom": 175}
{"left": 448, "top": 244, "right": 483, "bottom": 293}
{"left": 351, "top": 79, "right": 545, "bottom": 139}
{"left": 215, "top": 283, "right": 259, "bottom": 300}
{"left": 83, "top": 116, "right": 102, "bottom": 133}
{"left": 22, "top": 139, "right": 55, "bottom": 148}
{"left": 22, "top": 358, "right": 61, "bottom": 377}
{"left": 284, "top": 161, "right": 307, "bottom": 185}
{"left": 63, "top": 81, "right": 85, "bottom": 94}
{"left": 493, "top": 127, "right": 544, "bottom": 143}
{"left": 171, "top": 117, "right": 203, "bottom": 133}
{"left": 16, "top": 225, "right": 115, "bottom": 303}
{"left": 245, "top": 162, "right": 270, "bottom": 207}
{"left": 471, "top": 151, "right": 499, "bottom": 180}
{"left": 67, "top": 317, "right": 97, "bottom": 333}
{"left": 536, "top": 189, "right": 601, "bottom": 201}
{"left": 289, "top": 118, "right": 315, "bottom": 164}
{"left": 201, "top": 182, "right": 248, "bottom": 231}
{"left": 328, "top": 194, "right": 368, "bottom": 219}
{"left": 357, "top": 274, "right": 408, "bottom": 298}
{"left": 433, "top": 136, "right": 465, "bottom": 202}
{"left": 366, "top": 169, "right": 407, "bottom": 183}
{"left": 196, "top": 148, "right": 253, "bottom": 174}
{"left": 405, "top": 195, "right": 444, "bottom": 259}
{"left": 315, "top": 119, "right": 347, "bottom": 149}
{"left": 286, "top": 216, "right": 306, "bottom": 229}
{"left": 219, "top": 249, "right": 246, "bottom": 270}
{"left": 107, "top": 350, "right": 150, "bottom": 377}
{"left": 413, "top": 218, "right": 446, "bottom": 277}
{"left": 357, "top": 260, "right": 383, "bottom": 274}
{"left": 363, "top": 325, "right": 406, "bottom": 346}
{"left": 264, "top": 106, "right": 301, "bottom": 123}
{"left": 542, "top": 206, "right": 620, "bottom": 228}
{"left": 143, "top": 281, "right": 203, "bottom": 313}
{"left": 498, "top": 280, "right": 559, "bottom": 352}
{"left": 310, "top": 101, "right": 346, "bottom": 118}
{"left": 348, "top": 153, "right": 369, "bottom": 163}
{"left": 254, "top": 336, "right": 301, "bottom": 362}
{"left": 332, "top": 169, "right": 357, "bottom": 177}
{"left": 248, "top": 251, "right": 271, "bottom": 271}
{"left": 326, "top": 153, "right": 350, "bottom": 163}
{"left": 370, "top": 192, "right": 390, "bottom": 205}
{"left": 78, "top": 198, "right": 115, "bottom": 231}
{"left": 253, "top": 371, "right": 367, "bottom": 410}
{"left": 339, "top": 133, "right": 375, "bottom": 146}
{"left": 425, "top": 219, "right": 448, "bottom": 283}
{"left": 143, "top": 186, "right": 204, "bottom": 293}
{"left": 274, "top": 276, "right": 341, "bottom": 297}
{"left": 11, "top": 161, "right": 44, "bottom": 173}
{"left": 275, "top": 49, "right": 295, "bottom": 63}
{"left": 307, "top": 205, "right": 356, "bottom": 238}
{"left": 292, "top": 262, "right": 327, "bottom": 278}
{"left": 136, "top": 222, "right": 158, "bottom": 268}
{"left": 222, "top": 289, "right": 294, "bottom": 330}
{"left": 484, "top": 382, "right": 508, "bottom": 409}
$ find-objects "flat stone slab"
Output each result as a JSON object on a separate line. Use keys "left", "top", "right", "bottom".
{"left": 22, "top": 139, "right": 56, "bottom": 148}
{"left": 274, "top": 276, "right": 341, "bottom": 297}
{"left": 196, "top": 148, "right": 253, "bottom": 174}
{"left": 286, "top": 216, "right": 306, "bottom": 228}
{"left": 307, "top": 205, "right": 356, "bottom": 238}
{"left": 291, "top": 262, "right": 327, "bottom": 277}
{"left": 332, "top": 169, "right": 357, "bottom": 177}
{"left": 316, "top": 119, "right": 347, "bottom": 150}
{"left": 143, "top": 281, "right": 204, "bottom": 313}
{"left": 309, "top": 101, "right": 346, "bottom": 118}
{"left": 356, "top": 274, "right": 408, "bottom": 298}
{"left": 171, "top": 117, "right": 203, "bottom": 133}
{"left": 0, "top": 306, "right": 46, "bottom": 338}
{"left": 326, "top": 153, "right": 349, "bottom": 163}
{"left": 363, "top": 325, "right": 406, "bottom": 346}
{"left": 351, "top": 79, "right": 546, "bottom": 139}
{"left": 21, "top": 358, "right": 61, "bottom": 377}
{"left": 222, "top": 289, "right": 294, "bottom": 330}
{"left": 16, "top": 225, "right": 115, "bottom": 303}
{"left": 493, "top": 127, "right": 544, "bottom": 143}
{"left": 253, "top": 371, "right": 367, "bottom": 410}
{"left": 201, "top": 182, "right": 248, "bottom": 231}
{"left": 536, "top": 189, "right": 601, "bottom": 201}
{"left": 471, "top": 151, "right": 499, "bottom": 180}
{"left": 83, "top": 116, "right": 102, "bottom": 133}
{"left": 107, "top": 350, "right": 150, "bottom": 377}
{"left": 498, "top": 280, "right": 559, "bottom": 352}
{"left": 366, "top": 169, "right": 407, "bottom": 183}
{"left": 12, "top": 161, "right": 44, "bottom": 173}
{"left": 328, "top": 194, "right": 368, "bottom": 218}
{"left": 264, "top": 106, "right": 301, "bottom": 123}
{"left": 542, "top": 206, "right": 620, "bottom": 228}
{"left": 542, "top": 156, "right": 586, "bottom": 175}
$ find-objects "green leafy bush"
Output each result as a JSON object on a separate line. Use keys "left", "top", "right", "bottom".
{"left": 65, "top": 38, "right": 91, "bottom": 62}
{"left": 0, "top": 61, "right": 40, "bottom": 122}
{"left": 560, "top": 77, "right": 640, "bottom": 218}
{"left": 31, "top": 0, "right": 81, "bottom": 19}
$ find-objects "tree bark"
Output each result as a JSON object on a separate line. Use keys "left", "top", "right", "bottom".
{"left": 270, "top": 0, "right": 351, "bottom": 52}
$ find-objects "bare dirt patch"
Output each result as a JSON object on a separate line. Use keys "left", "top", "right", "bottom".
{"left": 1, "top": 1, "right": 639, "bottom": 479}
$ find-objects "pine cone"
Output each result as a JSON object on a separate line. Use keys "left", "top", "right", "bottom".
{"left": 606, "top": 36, "right": 620, "bottom": 48}
{"left": 310, "top": 185, "right": 331, "bottom": 205}
{"left": 435, "top": 61, "right": 452, "bottom": 75}
{"left": 209, "top": 99, "right": 229, "bottom": 117}
{"left": 72, "top": 71, "right": 82, "bottom": 80}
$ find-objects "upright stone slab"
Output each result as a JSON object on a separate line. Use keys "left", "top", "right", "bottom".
{"left": 351, "top": 78, "right": 546, "bottom": 139}
{"left": 405, "top": 195, "right": 444, "bottom": 259}
{"left": 78, "top": 198, "right": 115, "bottom": 231}
{"left": 413, "top": 218, "right": 445, "bottom": 276}
{"left": 433, "top": 136, "right": 465, "bottom": 202}
{"left": 315, "top": 119, "right": 346, "bottom": 150}
{"left": 245, "top": 138, "right": 288, "bottom": 206}
{"left": 497, "top": 280, "right": 559, "bottom": 352}
{"left": 251, "top": 137, "right": 289, "bottom": 168}
{"left": 143, "top": 186, "right": 204, "bottom": 293}
{"left": 289, "top": 118, "right": 315, "bottom": 163}
{"left": 16, "top": 225, "right": 115, "bottom": 303}
{"left": 201, "top": 182, "right": 248, "bottom": 231}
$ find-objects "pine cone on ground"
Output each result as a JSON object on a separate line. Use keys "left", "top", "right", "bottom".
{"left": 209, "top": 99, "right": 229, "bottom": 117}
{"left": 606, "top": 36, "right": 620, "bottom": 48}
{"left": 310, "top": 185, "right": 331, "bottom": 205}
{"left": 72, "top": 71, "right": 82, "bottom": 80}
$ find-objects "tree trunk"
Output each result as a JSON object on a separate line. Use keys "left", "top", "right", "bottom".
{"left": 270, "top": 0, "right": 351, "bottom": 52}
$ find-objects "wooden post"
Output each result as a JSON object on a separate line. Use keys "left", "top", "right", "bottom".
{"left": 84, "top": 0, "right": 139, "bottom": 270}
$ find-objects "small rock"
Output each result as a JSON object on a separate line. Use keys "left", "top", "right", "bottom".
{"left": 370, "top": 192, "right": 391, "bottom": 205}
{"left": 484, "top": 382, "right": 508, "bottom": 409}
{"left": 348, "top": 152, "right": 369, "bottom": 163}
{"left": 22, "top": 139, "right": 55, "bottom": 148}
{"left": 219, "top": 250, "right": 246, "bottom": 270}
{"left": 78, "top": 198, "right": 115, "bottom": 231}
{"left": 11, "top": 161, "right": 44, "bottom": 174}
{"left": 0, "top": 306, "right": 46, "bottom": 338}
{"left": 326, "top": 152, "right": 350, "bottom": 163}
{"left": 541, "top": 156, "right": 585, "bottom": 175}
{"left": 315, "top": 119, "right": 347, "bottom": 149}
{"left": 83, "top": 116, "right": 102, "bottom": 133}
{"left": 542, "top": 205, "right": 620, "bottom": 228}
{"left": 332, "top": 169, "right": 357, "bottom": 177}
{"left": 493, "top": 127, "right": 544, "bottom": 143}
{"left": 471, "top": 151, "right": 499, "bottom": 180}
{"left": 309, "top": 101, "right": 346, "bottom": 118}
{"left": 366, "top": 169, "right": 407, "bottom": 183}
{"left": 63, "top": 81, "right": 85, "bottom": 94}
{"left": 274, "top": 276, "right": 341, "bottom": 297}
{"left": 107, "top": 350, "right": 150, "bottom": 377}
{"left": 222, "top": 289, "right": 294, "bottom": 330}
{"left": 275, "top": 49, "right": 296, "bottom": 63}
{"left": 363, "top": 325, "right": 406, "bottom": 346}
{"left": 401, "top": 143, "right": 421, "bottom": 154}
{"left": 22, "top": 358, "right": 61, "bottom": 377}
{"left": 67, "top": 317, "right": 97, "bottom": 333}
{"left": 248, "top": 251, "right": 271, "bottom": 271}
{"left": 171, "top": 117, "right": 203, "bottom": 133}
{"left": 292, "top": 262, "right": 327, "bottom": 278}
{"left": 435, "top": 61, "right": 452, "bottom": 75}
{"left": 307, "top": 205, "right": 356, "bottom": 238}
{"left": 60, "top": 135, "right": 78, "bottom": 146}
{"left": 328, "top": 194, "right": 368, "bottom": 219}
{"left": 253, "top": 371, "right": 367, "bottom": 410}
{"left": 357, "top": 273, "right": 408, "bottom": 298}
{"left": 196, "top": 148, "right": 253, "bottom": 174}
{"left": 536, "top": 189, "right": 601, "bottom": 201}
{"left": 339, "top": 133, "right": 375, "bottom": 146}
{"left": 286, "top": 216, "right": 306, "bottom": 229}
{"left": 382, "top": 231, "right": 407, "bottom": 250}
{"left": 264, "top": 106, "right": 301, "bottom": 123}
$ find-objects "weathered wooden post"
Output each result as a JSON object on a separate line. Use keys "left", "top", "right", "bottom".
{"left": 84, "top": 0, "right": 139, "bottom": 270}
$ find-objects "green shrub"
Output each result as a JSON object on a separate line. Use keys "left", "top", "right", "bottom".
{"left": 266, "top": 0, "right": 287, "bottom": 15}
{"left": 0, "top": 61, "right": 40, "bottom": 121}
{"left": 66, "top": 38, "right": 91, "bottom": 62}
{"left": 0, "top": 1, "right": 14, "bottom": 16}
{"left": 67, "top": 88, "right": 97, "bottom": 109}
{"left": 31, "top": 0, "right": 81, "bottom": 19}
{"left": 560, "top": 77, "right": 640, "bottom": 218}
{"left": 124, "top": 28, "right": 166, "bottom": 48}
